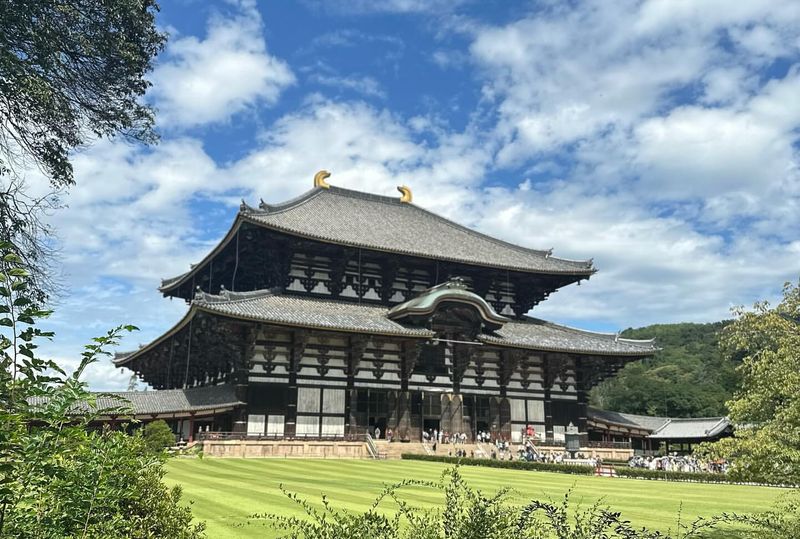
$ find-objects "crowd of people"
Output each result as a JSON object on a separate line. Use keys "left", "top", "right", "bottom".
{"left": 422, "top": 428, "right": 471, "bottom": 450}
{"left": 627, "top": 454, "right": 728, "bottom": 473}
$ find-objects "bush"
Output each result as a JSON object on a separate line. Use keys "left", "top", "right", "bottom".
{"left": 614, "top": 466, "right": 793, "bottom": 486}
{"left": 143, "top": 419, "right": 176, "bottom": 453}
{"left": 0, "top": 241, "right": 205, "bottom": 538}
{"left": 400, "top": 454, "right": 594, "bottom": 475}
{"left": 250, "top": 466, "right": 735, "bottom": 538}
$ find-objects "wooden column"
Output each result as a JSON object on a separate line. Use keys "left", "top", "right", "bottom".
{"left": 543, "top": 355, "right": 554, "bottom": 440}
{"left": 345, "top": 336, "right": 367, "bottom": 435}
{"left": 285, "top": 331, "right": 307, "bottom": 438}
{"left": 397, "top": 341, "right": 421, "bottom": 441}
{"left": 575, "top": 358, "right": 589, "bottom": 433}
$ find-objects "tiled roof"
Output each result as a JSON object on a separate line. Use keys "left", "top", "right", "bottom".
{"left": 587, "top": 408, "right": 732, "bottom": 439}
{"left": 587, "top": 407, "right": 669, "bottom": 432}
{"left": 242, "top": 186, "right": 593, "bottom": 274}
{"left": 387, "top": 278, "right": 510, "bottom": 329}
{"left": 481, "top": 318, "right": 657, "bottom": 356}
{"left": 29, "top": 385, "right": 243, "bottom": 416}
{"left": 195, "top": 289, "right": 435, "bottom": 337}
{"left": 117, "top": 290, "right": 656, "bottom": 368}
{"left": 649, "top": 417, "right": 731, "bottom": 440}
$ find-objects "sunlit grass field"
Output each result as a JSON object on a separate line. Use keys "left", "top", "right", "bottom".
{"left": 165, "top": 458, "right": 788, "bottom": 538}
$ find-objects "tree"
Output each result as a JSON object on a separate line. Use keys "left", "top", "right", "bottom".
{"left": 0, "top": 0, "right": 166, "bottom": 188}
{"left": 0, "top": 0, "right": 166, "bottom": 301}
{"left": 0, "top": 240, "right": 204, "bottom": 537}
{"left": 591, "top": 322, "right": 737, "bottom": 417}
{"left": 143, "top": 419, "right": 176, "bottom": 453}
{"left": 700, "top": 281, "right": 800, "bottom": 484}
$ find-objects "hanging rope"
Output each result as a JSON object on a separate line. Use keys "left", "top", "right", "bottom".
{"left": 183, "top": 317, "right": 194, "bottom": 388}
{"left": 358, "top": 248, "right": 362, "bottom": 305}
{"left": 166, "top": 337, "right": 175, "bottom": 388}
{"left": 231, "top": 228, "right": 240, "bottom": 291}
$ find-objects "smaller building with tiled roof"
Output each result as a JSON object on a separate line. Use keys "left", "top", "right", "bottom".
{"left": 587, "top": 407, "right": 732, "bottom": 453}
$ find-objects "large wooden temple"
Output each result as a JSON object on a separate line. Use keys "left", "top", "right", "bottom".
{"left": 116, "top": 172, "right": 657, "bottom": 443}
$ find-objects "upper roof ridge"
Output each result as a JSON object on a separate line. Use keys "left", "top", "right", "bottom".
{"left": 252, "top": 184, "right": 591, "bottom": 266}
{"left": 193, "top": 286, "right": 279, "bottom": 304}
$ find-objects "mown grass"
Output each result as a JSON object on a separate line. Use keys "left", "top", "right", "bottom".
{"left": 165, "top": 458, "right": 788, "bottom": 539}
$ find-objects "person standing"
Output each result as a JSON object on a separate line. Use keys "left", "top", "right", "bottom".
{"left": 374, "top": 426, "right": 381, "bottom": 440}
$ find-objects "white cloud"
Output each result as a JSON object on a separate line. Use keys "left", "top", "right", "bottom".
{"left": 308, "top": 73, "right": 386, "bottom": 98}
{"left": 308, "top": 0, "right": 466, "bottom": 15}
{"left": 150, "top": 1, "right": 294, "bottom": 128}
{"left": 19, "top": 1, "right": 800, "bottom": 393}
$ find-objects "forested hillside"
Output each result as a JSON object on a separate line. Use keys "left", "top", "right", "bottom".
{"left": 590, "top": 322, "right": 739, "bottom": 417}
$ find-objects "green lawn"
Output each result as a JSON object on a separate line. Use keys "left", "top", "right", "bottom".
{"left": 166, "top": 458, "right": 788, "bottom": 538}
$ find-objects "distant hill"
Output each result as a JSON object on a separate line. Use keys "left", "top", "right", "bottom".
{"left": 590, "top": 321, "right": 738, "bottom": 417}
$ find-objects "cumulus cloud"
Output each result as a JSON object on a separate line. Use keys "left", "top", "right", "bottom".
{"left": 149, "top": 1, "right": 294, "bottom": 128}
{"left": 24, "top": 1, "right": 800, "bottom": 392}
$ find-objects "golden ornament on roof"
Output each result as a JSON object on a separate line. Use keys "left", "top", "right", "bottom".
{"left": 397, "top": 185, "right": 412, "bottom": 203}
{"left": 314, "top": 170, "right": 331, "bottom": 189}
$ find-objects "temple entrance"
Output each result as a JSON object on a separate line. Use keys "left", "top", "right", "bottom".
{"left": 418, "top": 391, "right": 443, "bottom": 441}
{"left": 355, "top": 389, "right": 389, "bottom": 438}
{"left": 423, "top": 418, "right": 440, "bottom": 433}
{"left": 369, "top": 416, "right": 388, "bottom": 439}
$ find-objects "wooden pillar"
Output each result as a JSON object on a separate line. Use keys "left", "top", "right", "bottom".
{"left": 498, "top": 397, "right": 511, "bottom": 440}
{"left": 398, "top": 340, "right": 421, "bottom": 441}
{"left": 439, "top": 393, "right": 452, "bottom": 435}
{"left": 188, "top": 414, "right": 195, "bottom": 443}
{"left": 489, "top": 397, "right": 501, "bottom": 439}
{"left": 449, "top": 393, "right": 465, "bottom": 437}
{"left": 346, "top": 336, "right": 367, "bottom": 436}
{"left": 395, "top": 391, "right": 412, "bottom": 441}
{"left": 575, "top": 358, "right": 588, "bottom": 433}
{"left": 543, "top": 357, "right": 554, "bottom": 440}
{"left": 285, "top": 331, "right": 307, "bottom": 438}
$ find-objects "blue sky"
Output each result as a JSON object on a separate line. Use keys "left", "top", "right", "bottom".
{"left": 23, "top": 0, "right": 800, "bottom": 390}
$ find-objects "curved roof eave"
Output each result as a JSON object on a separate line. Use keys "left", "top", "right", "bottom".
{"left": 113, "top": 305, "right": 198, "bottom": 367}
{"left": 159, "top": 214, "right": 246, "bottom": 294}
{"left": 115, "top": 298, "right": 435, "bottom": 367}
{"left": 388, "top": 291, "right": 510, "bottom": 327}
{"left": 476, "top": 336, "right": 656, "bottom": 357}
{"left": 160, "top": 186, "right": 598, "bottom": 295}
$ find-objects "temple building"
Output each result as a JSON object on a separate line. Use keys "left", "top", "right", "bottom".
{"left": 115, "top": 172, "right": 657, "bottom": 443}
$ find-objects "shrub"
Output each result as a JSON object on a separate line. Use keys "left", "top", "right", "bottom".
{"left": 0, "top": 240, "right": 205, "bottom": 538}
{"left": 400, "top": 453, "right": 594, "bottom": 475}
{"left": 143, "top": 419, "right": 176, "bottom": 453}
{"left": 614, "top": 467, "right": 794, "bottom": 486}
{"left": 249, "top": 466, "right": 731, "bottom": 539}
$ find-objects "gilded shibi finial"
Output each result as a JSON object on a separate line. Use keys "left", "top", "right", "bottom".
{"left": 397, "top": 185, "right": 412, "bottom": 203}
{"left": 314, "top": 170, "right": 331, "bottom": 189}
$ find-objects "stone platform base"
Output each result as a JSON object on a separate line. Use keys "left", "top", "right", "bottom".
{"left": 202, "top": 439, "right": 368, "bottom": 458}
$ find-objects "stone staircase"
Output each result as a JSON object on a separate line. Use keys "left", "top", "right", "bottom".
{"left": 373, "top": 440, "right": 491, "bottom": 460}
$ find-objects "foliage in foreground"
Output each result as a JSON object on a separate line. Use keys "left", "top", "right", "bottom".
{"left": 401, "top": 453, "right": 593, "bottom": 475}
{"left": 0, "top": 241, "right": 204, "bottom": 538}
{"left": 699, "top": 280, "right": 800, "bottom": 485}
{"left": 251, "top": 466, "right": 773, "bottom": 539}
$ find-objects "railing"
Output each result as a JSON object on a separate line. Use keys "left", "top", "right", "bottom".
{"left": 365, "top": 433, "right": 380, "bottom": 459}
{"left": 587, "top": 441, "right": 632, "bottom": 449}
{"left": 197, "top": 431, "right": 368, "bottom": 442}
{"left": 537, "top": 438, "right": 566, "bottom": 447}
{"left": 524, "top": 439, "right": 541, "bottom": 458}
